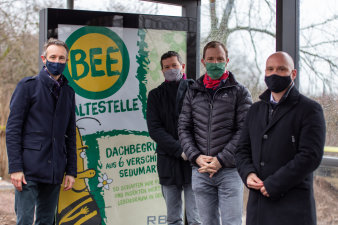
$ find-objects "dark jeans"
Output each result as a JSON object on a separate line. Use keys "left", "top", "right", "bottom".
{"left": 15, "top": 180, "right": 60, "bottom": 225}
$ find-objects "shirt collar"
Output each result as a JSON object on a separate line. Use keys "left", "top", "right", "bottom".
{"left": 270, "top": 82, "right": 295, "bottom": 104}
{"left": 270, "top": 94, "right": 278, "bottom": 104}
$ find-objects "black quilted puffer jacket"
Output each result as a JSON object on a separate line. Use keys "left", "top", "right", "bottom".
{"left": 178, "top": 72, "right": 252, "bottom": 168}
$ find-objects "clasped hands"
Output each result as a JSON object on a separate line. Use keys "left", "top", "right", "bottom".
{"left": 246, "top": 173, "right": 269, "bottom": 197}
{"left": 196, "top": 155, "right": 222, "bottom": 178}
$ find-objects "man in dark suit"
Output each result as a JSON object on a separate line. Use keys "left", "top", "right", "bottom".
{"left": 235, "top": 51, "right": 326, "bottom": 225}
{"left": 6, "top": 38, "right": 77, "bottom": 225}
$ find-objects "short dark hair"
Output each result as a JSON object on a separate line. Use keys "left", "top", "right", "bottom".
{"left": 202, "top": 41, "right": 228, "bottom": 59}
{"left": 160, "top": 51, "right": 183, "bottom": 69}
{"left": 42, "top": 38, "right": 69, "bottom": 58}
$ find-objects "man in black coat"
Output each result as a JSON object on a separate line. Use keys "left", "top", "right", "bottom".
{"left": 146, "top": 51, "right": 200, "bottom": 225}
{"left": 235, "top": 51, "right": 326, "bottom": 225}
{"left": 6, "top": 38, "right": 77, "bottom": 225}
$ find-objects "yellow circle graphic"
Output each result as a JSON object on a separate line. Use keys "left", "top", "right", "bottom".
{"left": 68, "top": 33, "right": 123, "bottom": 92}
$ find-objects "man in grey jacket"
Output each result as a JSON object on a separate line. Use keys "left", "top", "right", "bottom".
{"left": 178, "top": 41, "right": 252, "bottom": 225}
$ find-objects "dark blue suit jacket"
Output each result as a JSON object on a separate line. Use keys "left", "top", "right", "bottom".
{"left": 6, "top": 68, "right": 77, "bottom": 184}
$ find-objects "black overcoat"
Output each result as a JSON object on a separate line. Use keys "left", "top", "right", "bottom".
{"left": 146, "top": 80, "right": 193, "bottom": 186}
{"left": 236, "top": 87, "right": 326, "bottom": 225}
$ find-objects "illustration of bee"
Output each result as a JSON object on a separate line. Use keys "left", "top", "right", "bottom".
{"left": 56, "top": 126, "right": 102, "bottom": 225}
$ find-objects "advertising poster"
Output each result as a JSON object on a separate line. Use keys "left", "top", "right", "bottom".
{"left": 55, "top": 24, "right": 187, "bottom": 225}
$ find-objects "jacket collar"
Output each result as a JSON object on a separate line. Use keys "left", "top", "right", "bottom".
{"left": 191, "top": 71, "right": 238, "bottom": 91}
{"left": 38, "top": 67, "right": 68, "bottom": 89}
{"left": 262, "top": 85, "right": 300, "bottom": 133}
{"left": 259, "top": 83, "right": 299, "bottom": 105}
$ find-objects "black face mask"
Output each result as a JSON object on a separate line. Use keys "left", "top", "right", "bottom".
{"left": 265, "top": 74, "right": 292, "bottom": 93}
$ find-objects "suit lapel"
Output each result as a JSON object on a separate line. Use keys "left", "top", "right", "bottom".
{"left": 263, "top": 100, "right": 297, "bottom": 133}
{"left": 263, "top": 88, "right": 299, "bottom": 133}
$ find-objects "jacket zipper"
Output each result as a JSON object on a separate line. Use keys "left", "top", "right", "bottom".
{"left": 206, "top": 86, "right": 232, "bottom": 155}
{"left": 207, "top": 101, "right": 213, "bottom": 156}
{"left": 196, "top": 79, "right": 236, "bottom": 156}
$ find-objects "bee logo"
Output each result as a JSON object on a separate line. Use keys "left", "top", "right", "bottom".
{"left": 63, "top": 26, "right": 130, "bottom": 100}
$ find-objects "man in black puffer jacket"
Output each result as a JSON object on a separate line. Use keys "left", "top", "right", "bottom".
{"left": 178, "top": 41, "right": 252, "bottom": 225}
{"left": 147, "top": 51, "right": 201, "bottom": 225}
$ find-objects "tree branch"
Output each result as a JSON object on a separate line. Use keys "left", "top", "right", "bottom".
{"left": 229, "top": 26, "right": 275, "bottom": 37}
{"left": 300, "top": 49, "right": 338, "bottom": 70}
{"left": 301, "top": 15, "right": 338, "bottom": 30}
{"left": 301, "top": 40, "right": 338, "bottom": 49}
{"left": 209, "top": 0, "right": 218, "bottom": 31}
{"left": 219, "top": 0, "right": 235, "bottom": 32}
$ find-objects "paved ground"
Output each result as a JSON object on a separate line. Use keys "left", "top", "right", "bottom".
{"left": 0, "top": 177, "right": 337, "bottom": 225}
{"left": 0, "top": 180, "right": 15, "bottom": 225}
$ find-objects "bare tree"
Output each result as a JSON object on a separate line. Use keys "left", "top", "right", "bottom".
{"left": 203, "top": 0, "right": 338, "bottom": 96}
{"left": 0, "top": 0, "right": 63, "bottom": 178}
{"left": 300, "top": 14, "right": 338, "bottom": 95}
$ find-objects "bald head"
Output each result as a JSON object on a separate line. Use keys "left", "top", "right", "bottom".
{"left": 267, "top": 52, "right": 294, "bottom": 69}
{"left": 265, "top": 51, "right": 297, "bottom": 79}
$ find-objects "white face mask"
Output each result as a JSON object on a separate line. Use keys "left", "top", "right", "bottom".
{"left": 163, "top": 68, "right": 182, "bottom": 82}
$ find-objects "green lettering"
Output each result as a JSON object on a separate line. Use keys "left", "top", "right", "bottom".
{"left": 106, "top": 148, "right": 112, "bottom": 158}
{"left": 92, "top": 102, "right": 98, "bottom": 115}
{"left": 79, "top": 104, "right": 85, "bottom": 116}
{"left": 130, "top": 144, "right": 135, "bottom": 154}
{"left": 113, "top": 147, "right": 119, "bottom": 157}
{"left": 146, "top": 165, "right": 151, "bottom": 173}
{"left": 151, "top": 165, "right": 156, "bottom": 173}
{"left": 133, "top": 98, "right": 139, "bottom": 111}
{"left": 90, "top": 48, "right": 105, "bottom": 77}
{"left": 84, "top": 102, "right": 91, "bottom": 115}
{"left": 70, "top": 49, "right": 89, "bottom": 80}
{"left": 119, "top": 146, "right": 124, "bottom": 155}
{"left": 107, "top": 100, "right": 114, "bottom": 113}
{"left": 126, "top": 99, "right": 133, "bottom": 111}
{"left": 98, "top": 101, "right": 106, "bottom": 113}
{"left": 114, "top": 100, "right": 120, "bottom": 112}
{"left": 147, "top": 142, "right": 152, "bottom": 152}
{"left": 106, "top": 46, "right": 120, "bottom": 76}
{"left": 120, "top": 100, "right": 126, "bottom": 112}
{"left": 139, "top": 166, "right": 145, "bottom": 174}
{"left": 124, "top": 145, "right": 130, "bottom": 155}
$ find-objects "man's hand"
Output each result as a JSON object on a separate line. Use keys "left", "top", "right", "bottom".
{"left": 208, "top": 157, "right": 222, "bottom": 177}
{"left": 64, "top": 175, "right": 75, "bottom": 191}
{"left": 181, "top": 152, "right": 188, "bottom": 161}
{"left": 196, "top": 155, "right": 213, "bottom": 168}
{"left": 198, "top": 157, "right": 222, "bottom": 177}
{"left": 246, "top": 173, "right": 263, "bottom": 190}
{"left": 10, "top": 172, "right": 27, "bottom": 192}
{"left": 260, "top": 185, "right": 270, "bottom": 197}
